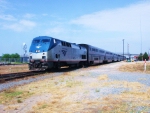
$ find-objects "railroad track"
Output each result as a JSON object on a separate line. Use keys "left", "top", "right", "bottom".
{"left": 0, "top": 66, "right": 82, "bottom": 83}
{"left": 0, "top": 71, "right": 45, "bottom": 83}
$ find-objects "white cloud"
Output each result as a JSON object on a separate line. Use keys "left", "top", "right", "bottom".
{"left": 0, "top": 0, "right": 9, "bottom": 11}
{"left": 23, "top": 13, "right": 35, "bottom": 19}
{"left": 71, "top": 1, "right": 150, "bottom": 33}
{"left": 3, "top": 19, "right": 36, "bottom": 32}
{"left": 69, "top": 1, "right": 150, "bottom": 54}
{"left": 45, "top": 26, "right": 66, "bottom": 35}
{"left": 0, "top": 14, "right": 16, "bottom": 21}
{"left": 42, "top": 13, "right": 48, "bottom": 16}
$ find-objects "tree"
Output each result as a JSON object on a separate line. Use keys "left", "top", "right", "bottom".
{"left": 2, "top": 54, "right": 11, "bottom": 59}
{"left": 2, "top": 53, "right": 20, "bottom": 59}
{"left": 138, "top": 53, "right": 143, "bottom": 61}
{"left": 10, "top": 53, "right": 20, "bottom": 58}
{"left": 143, "top": 52, "right": 149, "bottom": 61}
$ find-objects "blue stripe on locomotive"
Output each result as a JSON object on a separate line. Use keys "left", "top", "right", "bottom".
{"left": 29, "top": 36, "right": 59, "bottom": 53}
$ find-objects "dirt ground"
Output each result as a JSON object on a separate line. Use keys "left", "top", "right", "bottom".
{"left": 0, "top": 64, "right": 29, "bottom": 74}
{"left": 0, "top": 62, "right": 150, "bottom": 113}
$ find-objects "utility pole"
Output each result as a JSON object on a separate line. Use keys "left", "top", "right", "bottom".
{"left": 140, "top": 18, "right": 143, "bottom": 61}
{"left": 148, "top": 49, "right": 150, "bottom": 60}
{"left": 123, "top": 39, "right": 124, "bottom": 60}
{"left": 127, "top": 43, "right": 129, "bottom": 60}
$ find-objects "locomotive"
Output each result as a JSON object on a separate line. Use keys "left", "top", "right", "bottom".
{"left": 28, "top": 36, "right": 87, "bottom": 70}
{"left": 28, "top": 36, "right": 124, "bottom": 70}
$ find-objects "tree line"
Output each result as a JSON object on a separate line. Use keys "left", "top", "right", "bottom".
{"left": 1, "top": 53, "right": 20, "bottom": 59}
{"left": 0, "top": 52, "right": 149, "bottom": 61}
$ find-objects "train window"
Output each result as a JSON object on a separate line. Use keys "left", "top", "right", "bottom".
{"left": 92, "top": 48, "right": 95, "bottom": 51}
{"left": 66, "top": 43, "right": 68, "bottom": 47}
{"left": 42, "top": 39, "right": 50, "bottom": 42}
{"left": 94, "top": 58, "right": 98, "bottom": 60}
{"left": 64, "top": 42, "right": 66, "bottom": 46}
{"left": 56, "top": 54, "right": 58, "bottom": 58}
{"left": 56, "top": 54, "right": 60, "bottom": 58}
{"left": 82, "top": 55, "right": 86, "bottom": 59}
{"left": 33, "top": 40, "right": 40, "bottom": 43}
{"left": 61, "top": 42, "right": 65, "bottom": 46}
{"left": 66, "top": 42, "right": 71, "bottom": 47}
{"left": 99, "top": 50, "right": 102, "bottom": 53}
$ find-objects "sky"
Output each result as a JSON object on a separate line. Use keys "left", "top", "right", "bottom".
{"left": 0, "top": 0, "right": 150, "bottom": 56}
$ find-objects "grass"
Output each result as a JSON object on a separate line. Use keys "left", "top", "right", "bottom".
{"left": 98, "top": 74, "right": 108, "bottom": 81}
{"left": 119, "top": 62, "right": 150, "bottom": 73}
{"left": 30, "top": 73, "right": 150, "bottom": 113}
{"left": 0, "top": 63, "right": 150, "bottom": 112}
{"left": 38, "top": 102, "right": 49, "bottom": 109}
{"left": 0, "top": 88, "right": 33, "bottom": 104}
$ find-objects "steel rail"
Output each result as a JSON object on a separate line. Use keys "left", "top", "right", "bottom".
{"left": 0, "top": 71, "right": 45, "bottom": 83}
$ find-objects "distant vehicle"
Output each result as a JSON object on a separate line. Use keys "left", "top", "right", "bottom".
{"left": 28, "top": 36, "right": 125, "bottom": 70}
{"left": 0, "top": 62, "right": 4, "bottom": 65}
{"left": 0, "top": 62, "right": 11, "bottom": 65}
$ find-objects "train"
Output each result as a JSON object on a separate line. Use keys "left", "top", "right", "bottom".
{"left": 28, "top": 36, "right": 125, "bottom": 70}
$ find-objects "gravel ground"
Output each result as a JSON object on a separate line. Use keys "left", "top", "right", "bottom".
{"left": 87, "top": 62, "right": 150, "bottom": 86}
{"left": 0, "top": 72, "right": 62, "bottom": 92}
{"left": 0, "top": 61, "right": 150, "bottom": 112}
{"left": 1, "top": 61, "right": 149, "bottom": 92}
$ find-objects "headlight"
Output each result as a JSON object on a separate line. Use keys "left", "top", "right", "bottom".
{"left": 36, "top": 50, "right": 40, "bottom": 52}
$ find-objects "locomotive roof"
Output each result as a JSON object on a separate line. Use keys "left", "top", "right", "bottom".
{"left": 33, "top": 36, "right": 53, "bottom": 40}
{"left": 33, "top": 36, "right": 79, "bottom": 45}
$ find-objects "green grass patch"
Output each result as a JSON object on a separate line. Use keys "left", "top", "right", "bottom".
{"left": 39, "top": 104, "right": 48, "bottom": 109}
{"left": 0, "top": 88, "right": 33, "bottom": 104}
{"left": 5, "top": 91, "right": 23, "bottom": 98}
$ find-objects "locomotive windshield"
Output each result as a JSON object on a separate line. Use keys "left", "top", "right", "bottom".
{"left": 33, "top": 40, "right": 40, "bottom": 43}
{"left": 29, "top": 37, "right": 52, "bottom": 53}
{"left": 42, "top": 39, "right": 50, "bottom": 43}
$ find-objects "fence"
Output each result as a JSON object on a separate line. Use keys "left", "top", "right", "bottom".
{"left": 0, "top": 57, "right": 29, "bottom": 64}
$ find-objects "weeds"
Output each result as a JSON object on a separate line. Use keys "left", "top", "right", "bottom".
{"left": 39, "top": 104, "right": 48, "bottom": 109}
{"left": 119, "top": 62, "right": 150, "bottom": 73}
{"left": 98, "top": 74, "right": 108, "bottom": 81}
{"left": 0, "top": 88, "right": 33, "bottom": 104}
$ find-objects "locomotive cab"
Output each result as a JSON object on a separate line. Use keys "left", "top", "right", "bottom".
{"left": 29, "top": 36, "right": 53, "bottom": 70}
